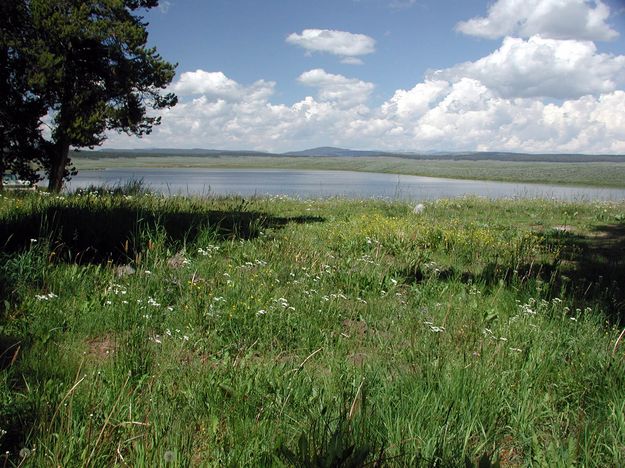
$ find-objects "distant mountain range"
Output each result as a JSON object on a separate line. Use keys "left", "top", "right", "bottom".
{"left": 102, "top": 148, "right": 271, "bottom": 157}
{"left": 283, "top": 147, "right": 392, "bottom": 157}
{"left": 282, "top": 147, "right": 625, "bottom": 162}
{"left": 86, "top": 146, "right": 625, "bottom": 163}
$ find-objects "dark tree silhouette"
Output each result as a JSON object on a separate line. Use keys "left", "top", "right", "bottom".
{"left": 1, "top": 0, "right": 177, "bottom": 191}
{"left": 0, "top": 0, "right": 48, "bottom": 189}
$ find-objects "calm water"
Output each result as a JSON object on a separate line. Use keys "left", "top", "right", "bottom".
{"left": 67, "top": 168, "right": 625, "bottom": 201}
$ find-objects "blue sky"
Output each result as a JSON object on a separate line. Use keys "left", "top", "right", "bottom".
{"left": 105, "top": 0, "right": 625, "bottom": 153}
{"left": 142, "top": 0, "right": 501, "bottom": 105}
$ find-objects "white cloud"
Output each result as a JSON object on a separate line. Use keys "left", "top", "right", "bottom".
{"left": 298, "top": 69, "right": 375, "bottom": 107}
{"left": 172, "top": 70, "right": 241, "bottom": 98}
{"left": 456, "top": 0, "right": 618, "bottom": 41}
{"left": 377, "top": 79, "right": 625, "bottom": 154}
{"left": 430, "top": 36, "right": 625, "bottom": 99}
{"left": 158, "top": 1, "right": 171, "bottom": 13}
{"left": 286, "top": 29, "right": 376, "bottom": 63}
{"left": 382, "top": 80, "right": 450, "bottom": 118}
{"left": 341, "top": 57, "right": 364, "bottom": 65}
{"left": 104, "top": 67, "right": 625, "bottom": 155}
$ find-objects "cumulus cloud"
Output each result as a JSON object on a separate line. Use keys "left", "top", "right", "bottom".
{"left": 378, "top": 80, "right": 625, "bottom": 153}
{"left": 105, "top": 64, "right": 625, "bottom": 155}
{"left": 172, "top": 70, "right": 241, "bottom": 98}
{"left": 430, "top": 36, "right": 625, "bottom": 99}
{"left": 456, "top": 0, "right": 618, "bottom": 41}
{"left": 382, "top": 80, "right": 450, "bottom": 118}
{"left": 298, "top": 69, "right": 375, "bottom": 107}
{"left": 107, "top": 70, "right": 370, "bottom": 151}
{"left": 286, "top": 29, "right": 375, "bottom": 63}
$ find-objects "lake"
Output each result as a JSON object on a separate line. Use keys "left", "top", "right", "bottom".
{"left": 68, "top": 168, "right": 625, "bottom": 201}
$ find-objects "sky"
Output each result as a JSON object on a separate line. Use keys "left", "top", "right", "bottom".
{"left": 103, "top": 0, "right": 625, "bottom": 154}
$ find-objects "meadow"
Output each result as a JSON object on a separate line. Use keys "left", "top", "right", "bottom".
{"left": 72, "top": 154, "right": 625, "bottom": 188}
{"left": 1, "top": 187, "right": 625, "bottom": 466}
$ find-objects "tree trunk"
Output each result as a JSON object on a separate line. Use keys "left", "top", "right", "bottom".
{"left": 47, "top": 140, "right": 70, "bottom": 192}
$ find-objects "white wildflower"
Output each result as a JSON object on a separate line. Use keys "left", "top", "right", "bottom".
{"left": 147, "top": 297, "right": 160, "bottom": 307}
{"left": 35, "top": 292, "right": 57, "bottom": 301}
{"left": 413, "top": 203, "right": 425, "bottom": 215}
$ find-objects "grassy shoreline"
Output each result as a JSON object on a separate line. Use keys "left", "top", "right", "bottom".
{"left": 1, "top": 190, "right": 625, "bottom": 465}
{"left": 72, "top": 155, "right": 625, "bottom": 188}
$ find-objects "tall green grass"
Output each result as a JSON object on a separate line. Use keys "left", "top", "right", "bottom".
{"left": 1, "top": 190, "right": 624, "bottom": 466}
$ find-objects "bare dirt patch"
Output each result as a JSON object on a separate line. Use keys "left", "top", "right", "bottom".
{"left": 167, "top": 251, "right": 187, "bottom": 269}
{"left": 342, "top": 319, "right": 368, "bottom": 339}
{"left": 86, "top": 335, "right": 117, "bottom": 360}
{"left": 498, "top": 435, "right": 523, "bottom": 467}
{"left": 347, "top": 352, "right": 367, "bottom": 367}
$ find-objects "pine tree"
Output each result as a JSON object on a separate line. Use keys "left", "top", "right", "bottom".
{"left": 0, "top": 0, "right": 48, "bottom": 189}
{"left": 2, "top": 0, "right": 177, "bottom": 191}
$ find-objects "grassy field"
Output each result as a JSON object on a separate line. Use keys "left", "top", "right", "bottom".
{"left": 72, "top": 154, "right": 625, "bottom": 188}
{"left": 1, "top": 188, "right": 625, "bottom": 466}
